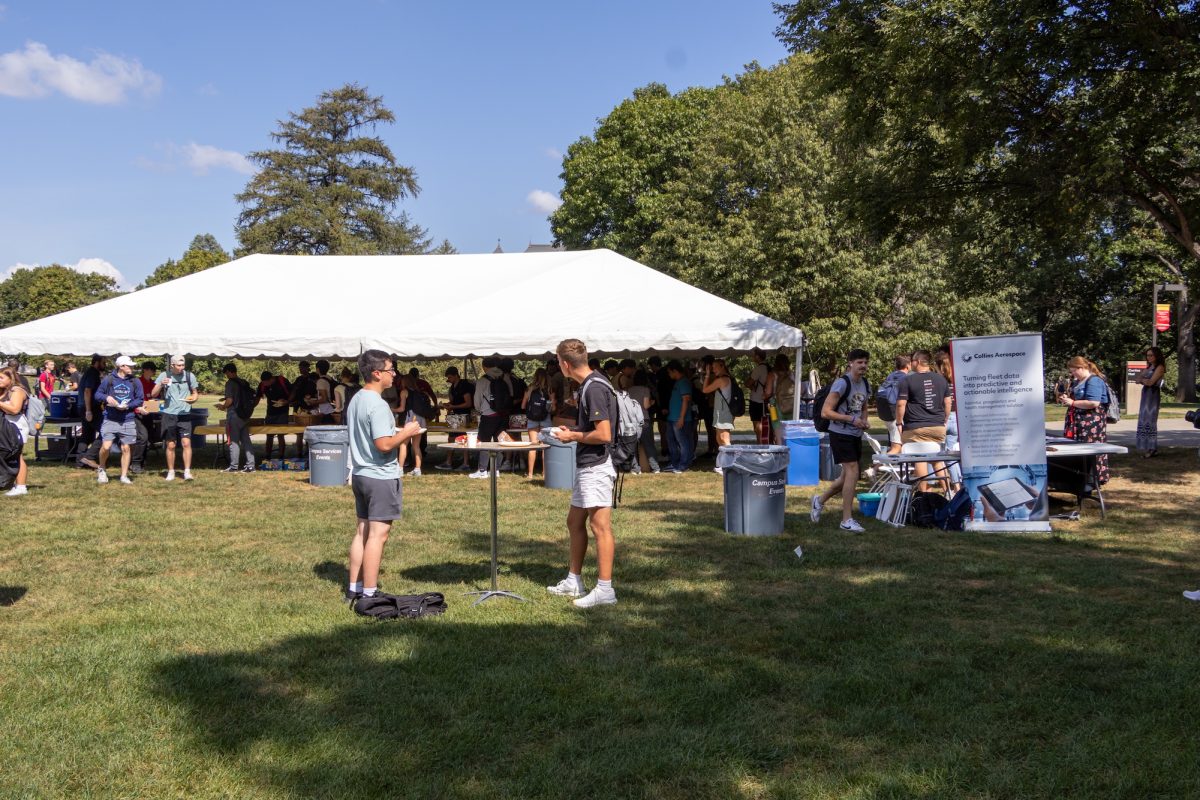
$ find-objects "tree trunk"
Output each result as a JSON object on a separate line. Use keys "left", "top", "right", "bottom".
{"left": 1176, "top": 297, "right": 1197, "bottom": 402}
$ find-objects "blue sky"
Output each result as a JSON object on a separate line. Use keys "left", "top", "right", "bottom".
{"left": 0, "top": 1, "right": 789, "bottom": 288}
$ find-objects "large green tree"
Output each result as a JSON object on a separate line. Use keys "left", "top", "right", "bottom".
{"left": 553, "top": 59, "right": 1015, "bottom": 379}
{"left": 0, "top": 265, "right": 121, "bottom": 329}
{"left": 235, "top": 84, "right": 428, "bottom": 256}
{"left": 774, "top": 0, "right": 1200, "bottom": 398}
{"left": 141, "top": 233, "right": 231, "bottom": 288}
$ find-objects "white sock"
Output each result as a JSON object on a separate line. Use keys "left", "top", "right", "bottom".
{"left": 363, "top": 586, "right": 377, "bottom": 597}
{"left": 597, "top": 579, "right": 613, "bottom": 592}
{"left": 349, "top": 582, "right": 362, "bottom": 593}
{"left": 568, "top": 572, "right": 583, "bottom": 586}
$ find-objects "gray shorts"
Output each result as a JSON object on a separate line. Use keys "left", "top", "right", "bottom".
{"left": 571, "top": 457, "right": 616, "bottom": 509}
{"left": 101, "top": 419, "right": 137, "bottom": 445}
{"left": 352, "top": 474, "right": 402, "bottom": 522}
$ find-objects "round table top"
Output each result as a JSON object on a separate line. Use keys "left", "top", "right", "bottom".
{"left": 438, "top": 441, "right": 549, "bottom": 452}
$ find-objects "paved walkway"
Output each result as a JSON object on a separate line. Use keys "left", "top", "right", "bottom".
{"left": 1051, "top": 417, "right": 1200, "bottom": 449}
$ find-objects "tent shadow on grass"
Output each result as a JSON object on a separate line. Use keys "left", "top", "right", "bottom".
{"left": 152, "top": 521, "right": 1200, "bottom": 798}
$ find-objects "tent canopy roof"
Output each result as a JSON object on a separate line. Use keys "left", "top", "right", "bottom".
{"left": 0, "top": 250, "right": 804, "bottom": 359}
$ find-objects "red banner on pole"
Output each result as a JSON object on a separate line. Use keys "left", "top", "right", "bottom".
{"left": 1155, "top": 303, "right": 1171, "bottom": 332}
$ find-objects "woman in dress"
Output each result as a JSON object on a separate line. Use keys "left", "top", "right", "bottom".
{"left": 1136, "top": 346, "right": 1165, "bottom": 458}
{"left": 0, "top": 366, "right": 30, "bottom": 496}
{"left": 1056, "top": 357, "right": 1110, "bottom": 485}
{"left": 701, "top": 359, "right": 734, "bottom": 474}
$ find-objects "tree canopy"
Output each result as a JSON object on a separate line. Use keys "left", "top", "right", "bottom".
{"left": 141, "top": 234, "right": 231, "bottom": 288}
{"left": 553, "top": 59, "right": 1016, "bottom": 377}
{"left": 235, "top": 84, "right": 429, "bottom": 256}
{"left": 773, "top": 0, "right": 1200, "bottom": 396}
{"left": 0, "top": 265, "right": 121, "bottom": 329}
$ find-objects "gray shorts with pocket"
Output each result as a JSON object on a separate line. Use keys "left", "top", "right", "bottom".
{"left": 352, "top": 474, "right": 403, "bottom": 522}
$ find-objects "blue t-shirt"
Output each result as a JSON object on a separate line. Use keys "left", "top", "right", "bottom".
{"left": 347, "top": 388, "right": 399, "bottom": 479}
{"left": 95, "top": 375, "right": 144, "bottom": 423}
{"left": 1072, "top": 376, "right": 1106, "bottom": 403}
{"left": 668, "top": 377, "right": 694, "bottom": 422}
{"left": 156, "top": 371, "right": 197, "bottom": 415}
{"left": 78, "top": 367, "right": 100, "bottom": 409}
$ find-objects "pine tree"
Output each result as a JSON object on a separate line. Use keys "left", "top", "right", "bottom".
{"left": 235, "top": 84, "right": 428, "bottom": 256}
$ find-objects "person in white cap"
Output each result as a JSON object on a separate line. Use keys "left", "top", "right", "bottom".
{"left": 94, "top": 356, "right": 144, "bottom": 484}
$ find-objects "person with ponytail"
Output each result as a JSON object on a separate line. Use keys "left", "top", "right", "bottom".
{"left": 1056, "top": 356, "right": 1111, "bottom": 484}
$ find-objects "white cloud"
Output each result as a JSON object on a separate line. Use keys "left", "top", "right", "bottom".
{"left": 2, "top": 257, "right": 132, "bottom": 290}
{"left": 544, "top": 147, "right": 563, "bottom": 161}
{"left": 180, "top": 142, "right": 254, "bottom": 175}
{"left": 135, "top": 141, "right": 255, "bottom": 176}
{"left": 0, "top": 41, "right": 161, "bottom": 104}
{"left": 527, "top": 189, "right": 562, "bottom": 214}
{"left": 197, "top": 82, "right": 219, "bottom": 96}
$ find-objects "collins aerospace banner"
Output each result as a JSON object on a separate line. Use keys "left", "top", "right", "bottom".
{"left": 952, "top": 333, "right": 1050, "bottom": 532}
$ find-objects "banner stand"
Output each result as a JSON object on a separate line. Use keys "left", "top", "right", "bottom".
{"left": 952, "top": 332, "right": 1051, "bottom": 533}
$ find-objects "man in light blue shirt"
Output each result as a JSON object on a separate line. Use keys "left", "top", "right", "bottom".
{"left": 345, "top": 349, "right": 422, "bottom": 605}
{"left": 151, "top": 355, "right": 199, "bottom": 481}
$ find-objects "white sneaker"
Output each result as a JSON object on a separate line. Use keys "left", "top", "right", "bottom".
{"left": 5, "top": 485, "right": 28, "bottom": 496}
{"left": 1183, "top": 589, "right": 1200, "bottom": 602}
{"left": 810, "top": 495, "right": 823, "bottom": 522}
{"left": 573, "top": 586, "right": 617, "bottom": 608}
{"left": 119, "top": 475, "right": 133, "bottom": 485}
{"left": 546, "top": 577, "right": 586, "bottom": 597}
{"left": 182, "top": 471, "right": 194, "bottom": 481}
{"left": 713, "top": 466, "right": 724, "bottom": 475}
{"left": 97, "top": 470, "right": 109, "bottom": 484}
{"left": 165, "top": 471, "right": 176, "bottom": 481}
{"left": 468, "top": 470, "right": 488, "bottom": 480}
{"left": 409, "top": 468, "right": 422, "bottom": 477}
{"left": 839, "top": 518, "right": 865, "bottom": 533}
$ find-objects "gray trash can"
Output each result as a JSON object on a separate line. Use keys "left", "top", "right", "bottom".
{"left": 717, "top": 444, "right": 790, "bottom": 536}
{"left": 540, "top": 430, "right": 577, "bottom": 490}
{"left": 819, "top": 433, "right": 843, "bottom": 481}
{"left": 304, "top": 425, "right": 350, "bottom": 486}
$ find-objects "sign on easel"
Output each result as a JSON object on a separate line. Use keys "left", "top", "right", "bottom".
{"left": 952, "top": 333, "right": 1050, "bottom": 532}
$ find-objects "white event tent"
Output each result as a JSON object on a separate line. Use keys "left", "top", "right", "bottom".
{"left": 0, "top": 249, "right": 807, "bottom": 412}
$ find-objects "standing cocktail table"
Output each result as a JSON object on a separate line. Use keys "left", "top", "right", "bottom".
{"left": 438, "top": 440, "right": 549, "bottom": 605}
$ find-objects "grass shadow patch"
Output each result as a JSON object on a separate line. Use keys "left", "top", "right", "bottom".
{"left": 0, "top": 586, "right": 27, "bottom": 606}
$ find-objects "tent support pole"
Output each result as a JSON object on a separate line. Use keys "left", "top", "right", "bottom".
{"left": 792, "top": 339, "right": 804, "bottom": 420}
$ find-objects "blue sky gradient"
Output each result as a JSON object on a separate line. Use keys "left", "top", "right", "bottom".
{"left": 0, "top": 1, "right": 788, "bottom": 287}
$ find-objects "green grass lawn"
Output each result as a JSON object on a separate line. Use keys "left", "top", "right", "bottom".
{"left": 2, "top": 429, "right": 1199, "bottom": 799}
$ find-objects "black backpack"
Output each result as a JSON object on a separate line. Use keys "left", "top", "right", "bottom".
{"left": 526, "top": 388, "right": 550, "bottom": 422}
{"left": 0, "top": 418, "right": 22, "bottom": 490}
{"left": 234, "top": 377, "right": 257, "bottom": 420}
{"left": 812, "top": 375, "right": 870, "bottom": 432}
{"left": 910, "top": 491, "right": 949, "bottom": 528}
{"left": 486, "top": 375, "right": 513, "bottom": 415}
{"left": 353, "top": 591, "right": 447, "bottom": 620}
{"left": 343, "top": 383, "right": 362, "bottom": 406}
{"left": 406, "top": 387, "right": 434, "bottom": 419}
{"left": 728, "top": 382, "right": 745, "bottom": 417}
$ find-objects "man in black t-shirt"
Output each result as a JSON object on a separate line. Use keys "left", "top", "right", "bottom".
{"left": 895, "top": 350, "right": 951, "bottom": 491}
{"left": 437, "top": 366, "right": 475, "bottom": 471}
{"left": 547, "top": 338, "right": 618, "bottom": 609}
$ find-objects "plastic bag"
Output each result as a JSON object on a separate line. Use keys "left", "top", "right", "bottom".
{"left": 716, "top": 444, "right": 789, "bottom": 474}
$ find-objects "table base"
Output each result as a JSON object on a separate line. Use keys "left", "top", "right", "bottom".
{"left": 465, "top": 589, "right": 526, "bottom": 606}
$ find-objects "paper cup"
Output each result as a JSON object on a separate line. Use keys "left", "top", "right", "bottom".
{"left": 466, "top": 431, "right": 478, "bottom": 448}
